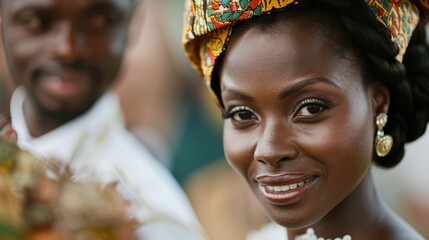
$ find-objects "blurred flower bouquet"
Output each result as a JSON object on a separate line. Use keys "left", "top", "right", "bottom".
{"left": 0, "top": 117, "right": 138, "bottom": 240}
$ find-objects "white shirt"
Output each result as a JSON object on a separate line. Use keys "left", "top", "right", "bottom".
{"left": 11, "top": 87, "right": 206, "bottom": 240}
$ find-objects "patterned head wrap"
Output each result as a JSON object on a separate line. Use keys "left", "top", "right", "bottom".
{"left": 183, "top": 0, "right": 429, "bottom": 106}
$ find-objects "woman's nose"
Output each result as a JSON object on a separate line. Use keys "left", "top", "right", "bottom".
{"left": 254, "top": 121, "right": 298, "bottom": 167}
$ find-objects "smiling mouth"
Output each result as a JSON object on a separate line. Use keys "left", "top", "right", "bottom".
{"left": 257, "top": 175, "right": 318, "bottom": 205}
{"left": 264, "top": 177, "right": 315, "bottom": 192}
{"left": 39, "top": 72, "right": 91, "bottom": 98}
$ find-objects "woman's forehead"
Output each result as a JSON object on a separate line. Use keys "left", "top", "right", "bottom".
{"left": 226, "top": 12, "right": 355, "bottom": 69}
{"left": 221, "top": 23, "right": 361, "bottom": 93}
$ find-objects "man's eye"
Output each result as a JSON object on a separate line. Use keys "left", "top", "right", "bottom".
{"left": 295, "top": 98, "right": 329, "bottom": 118}
{"left": 88, "top": 15, "right": 110, "bottom": 29}
{"left": 16, "top": 12, "right": 44, "bottom": 31}
{"left": 86, "top": 13, "right": 121, "bottom": 30}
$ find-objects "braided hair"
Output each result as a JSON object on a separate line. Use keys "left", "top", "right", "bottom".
{"left": 314, "top": 0, "right": 429, "bottom": 168}
{"left": 213, "top": 0, "right": 429, "bottom": 168}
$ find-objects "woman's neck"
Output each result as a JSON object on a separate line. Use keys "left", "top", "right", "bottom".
{"left": 287, "top": 171, "right": 394, "bottom": 239}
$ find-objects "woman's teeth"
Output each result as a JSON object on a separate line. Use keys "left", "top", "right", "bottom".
{"left": 266, "top": 180, "right": 308, "bottom": 192}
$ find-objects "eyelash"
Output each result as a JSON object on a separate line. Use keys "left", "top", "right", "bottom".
{"left": 222, "top": 98, "right": 329, "bottom": 122}
{"left": 222, "top": 106, "right": 256, "bottom": 120}
{"left": 293, "top": 98, "right": 329, "bottom": 118}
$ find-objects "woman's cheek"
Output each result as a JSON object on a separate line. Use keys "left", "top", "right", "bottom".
{"left": 223, "top": 123, "right": 256, "bottom": 178}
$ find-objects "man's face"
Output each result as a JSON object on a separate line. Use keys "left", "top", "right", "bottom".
{"left": 1, "top": 0, "right": 133, "bottom": 119}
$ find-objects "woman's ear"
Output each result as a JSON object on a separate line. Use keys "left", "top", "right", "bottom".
{"left": 369, "top": 83, "right": 390, "bottom": 116}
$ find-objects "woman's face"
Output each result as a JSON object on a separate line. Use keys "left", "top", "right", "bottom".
{"left": 220, "top": 16, "right": 386, "bottom": 228}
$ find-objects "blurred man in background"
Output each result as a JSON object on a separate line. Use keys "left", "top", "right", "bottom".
{"left": 0, "top": 0, "right": 204, "bottom": 239}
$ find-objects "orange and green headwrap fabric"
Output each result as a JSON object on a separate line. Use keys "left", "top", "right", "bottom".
{"left": 183, "top": 0, "right": 429, "bottom": 106}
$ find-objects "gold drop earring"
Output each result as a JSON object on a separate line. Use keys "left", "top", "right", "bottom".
{"left": 375, "top": 113, "right": 393, "bottom": 157}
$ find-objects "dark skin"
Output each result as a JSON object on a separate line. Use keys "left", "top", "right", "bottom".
{"left": 0, "top": 0, "right": 133, "bottom": 137}
{"left": 220, "top": 11, "right": 423, "bottom": 240}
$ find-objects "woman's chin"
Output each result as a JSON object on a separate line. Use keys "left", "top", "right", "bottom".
{"left": 266, "top": 208, "right": 323, "bottom": 230}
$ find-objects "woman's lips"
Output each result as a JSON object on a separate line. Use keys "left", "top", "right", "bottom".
{"left": 256, "top": 174, "right": 318, "bottom": 205}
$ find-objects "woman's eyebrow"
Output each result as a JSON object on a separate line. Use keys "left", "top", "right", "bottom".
{"left": 222, "top": 88, "right": 254, "bottom": 102}
{"left": 279, "top": 77, "right": 339, "bottom": 100}
{"left": 222, "top": 77, "right": 339, "bottom": 101}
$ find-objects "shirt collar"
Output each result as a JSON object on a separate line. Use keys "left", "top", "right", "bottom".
{"left": 11, "top": 86, "right": 123, "bottom": 164}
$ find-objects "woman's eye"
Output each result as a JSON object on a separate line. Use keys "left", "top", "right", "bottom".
{"left": 233, "top": 110, "right": 254, "bottom": 121}
{"left": 223, "top": 106, "right": 258, "bottom": 123}
{"left": 295, "top": 99, "right": 328, "bottom": 118}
